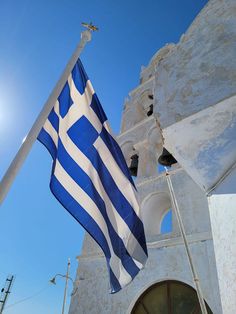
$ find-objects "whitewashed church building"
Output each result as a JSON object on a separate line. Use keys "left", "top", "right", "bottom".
{"left": 69, "top": 1, "right": 236, "bottom": 313}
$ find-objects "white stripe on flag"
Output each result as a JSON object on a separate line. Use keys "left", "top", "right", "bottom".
{"left": 66, "top": 76, "right": 102, "bottom": 133}
{"left": 37, "top": 59, "right": 148, "bottom": 293}
{"left": 42, "top": 100, "right": 60, "bottom": 148}
{"left": 43, "top": 119, "right": 58, "bottom": 148}
{"left": 57, "top": 120, "right": 146, "bottom": 263}
{"left": 93, "top": 136, "right": 140, "bottom": 214}
{"left": 54, "top": 100, "right": 60, "bottom": 117}
{"left": 54, "top": 160, "right": 132, "bottom": 287}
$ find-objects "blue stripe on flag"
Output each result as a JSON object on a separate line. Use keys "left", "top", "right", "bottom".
{"left": 50, "top": 174, "right": 124, "bottom": 293}
{"left": 67, "top": 116, "right": 99, "bottom": 152}
{"left": 38, "top": 127, "right": 57, "bottom": 159}
{"left": 37, "top": 58, "right": 148, "bottom": 293}
{"left": 58, "top": 81, "right": 73, "bottom": 118}
{"left": 50, "top": 174, "right": 111, "bottom": 258}
{"left": 90, "top": 94, "right": 107, "bottom": 124}
{"left": 48, "top": 108, "right": 59, "bottom": 133}
{"left": 90, "top": 146, "right": 147, "bottom": 255}
{"left": 89, "top": 94, "right": 134, "bottom": 188}
{"left": 99, "top": 126, "right": 135, "bottom": 188}
{"left": 109, "top": 269, "right": 122, "bottom": 293}
{"left": 74, "top": 138, "right": 147, "bottom": 255}
{"left": 56, "top": 138, "right": 140, "bottom": 277}
{"left": 72, "top": 60, "right": 89, "bottom": 95}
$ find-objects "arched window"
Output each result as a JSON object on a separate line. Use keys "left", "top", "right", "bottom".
{"left": 147, "top": 95, "right": 153, "bottom": 117}
{"left": 129, "top": 154, "right": 139, "bottom": 177}
{"left": 141, "top": 193, "right": 172, "bottom": 238}
{"left": 131, "top": 280, "right": 213, "bottom": 314}
{"left": 160, "top": 209, "right": 172, "bottom": 234}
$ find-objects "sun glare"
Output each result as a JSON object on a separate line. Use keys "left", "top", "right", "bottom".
{"left": 0, "top": 86, "right": 18, "bottom": 137}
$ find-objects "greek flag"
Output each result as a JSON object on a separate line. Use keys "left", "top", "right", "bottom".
{"left": 38, "top": 59, "right": 147, "bottom": 293}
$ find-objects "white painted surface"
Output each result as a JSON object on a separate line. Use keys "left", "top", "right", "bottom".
{"left": 69, "top": 170, "right": 222, "bottom": 314}
{"left": 155, "top": 0, "right": 236, "bottom": 129}
{"left": 208, "top": 167, "right": 236, "bottom": 314}
{"left": 163, "top": 97, "right": 236, "bottom": 192}
{"left": 69, "top": 237, "right": 221, "bottom": 314}
{"left": 69, "top": 1, "right": 230, "bottom": 312}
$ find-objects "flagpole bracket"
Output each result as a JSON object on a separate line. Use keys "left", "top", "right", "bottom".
{"left": 81, "top": 29, "right": 92, "bottom": 43}
{"left": 80, "top": 22, "right": 99, "bottom": 45}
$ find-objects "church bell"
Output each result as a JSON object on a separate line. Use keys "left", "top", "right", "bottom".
{"left": 146, "top": 104, "right": 153, "bottom": 117}
{"left": 158, "top": 148, "right": 177, "bottom": 167}
{"left": 129, "top": 154, "right": 139, "bottom": 176}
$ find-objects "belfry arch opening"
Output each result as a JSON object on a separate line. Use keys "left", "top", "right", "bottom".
{"left": 141, "top": 192, "right": 172, "bottom": 238}
{"left": 160, "top": 209, "right": 172, "bottom": 234}
{"left": 129, "top": 153, "right": 139, "bottom": 177}
{"left": 131, "top": 280, "right": 213, "bottom": 314}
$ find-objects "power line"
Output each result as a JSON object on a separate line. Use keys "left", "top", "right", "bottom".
{"left": 4, "top": 286, "right": 49, "bottom": 311}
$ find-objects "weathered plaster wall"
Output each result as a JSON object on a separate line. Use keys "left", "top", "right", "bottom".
{"left": 152, "top": 2, "right": 236, "bottom": 311}
{"left": 163, "top": 97, "right": 236, "bottom": 192}
{"left": 69, "top": 2, "right": 229, "bottom": 313}
{"left": 155, "top": 0, "right": 236, "bottom": 129}
{"left": 69, "top": 237, "right": 221, "bottom": 314}
{"left": 118, "top": 116, "right": 162, "bottom": 179}
{"left": 120, "top": 78, "right": 155, "bottom": 133}
{"left": 207, "top": 167, "right": 236, "bottom": 314}
{"left": 137, "top": 169, "right": 211, "bottom": 240}
{"left": 69, "top": 169, "right": 221, "bottom": 314}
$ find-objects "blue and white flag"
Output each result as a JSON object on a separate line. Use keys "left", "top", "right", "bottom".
{"left": 38, "top": 59, "right": 147, "bottom": 293}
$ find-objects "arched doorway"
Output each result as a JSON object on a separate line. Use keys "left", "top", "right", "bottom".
{"left": 131, "top": 281, "right": 212, "bottom": 314}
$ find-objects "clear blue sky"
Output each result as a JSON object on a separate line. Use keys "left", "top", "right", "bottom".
{"left": 0, "top": 1, "right": 208, "bottom": 313}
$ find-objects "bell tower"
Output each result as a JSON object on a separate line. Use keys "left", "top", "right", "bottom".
{"left": 69, "top": 47, "right": 221, "bottom": 314}
{"left": 68, "top": 1, "right": 232, "bottom": 312}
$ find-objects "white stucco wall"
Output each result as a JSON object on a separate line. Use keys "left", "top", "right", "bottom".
{"left": 69, "top": 170, "right": 222, "bottom": 314}
{"left": 207, "top": 167, "right": 236, "bottom": 314}
{"left": 69, "top": 236, "right": 221, "bottom": 314}
{"left": 149, "top": 1, "right": 236, "bottom": 312}
{"left": 69, "top": 2, "right": 230, "bottom": 312}
{"left": 155, "top": 0, "right": 236, "bottom": 129}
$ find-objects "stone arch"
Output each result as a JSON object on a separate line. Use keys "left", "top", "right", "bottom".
{"left": 119, "top": 140, "right": 139, "bottom": 176}
{"left": 141, "top": 192, "right": 172, "bottom": 237}
{"left": 120, "top": 97, "right": 146, "bottom": 132}
{"left": 147, "top": 125, "right": 162, "bottom": 146}
{"left": 147, "top": 125, "right": 163, "bottom": 171}
{"left": 140, "top": 89, "right": 154, "bottom": 116}
{"left": 128, "top": 279, "right": 213, "bottom": 314}
{"left": 120, "top": 140, "right": 134, "bottom": 163}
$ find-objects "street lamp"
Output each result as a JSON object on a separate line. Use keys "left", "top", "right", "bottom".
{"left": 49, "top": 274, "right": 73, "bottom": 286}
{"left": 49, "top": 258, "right": 74, "bottom": 314}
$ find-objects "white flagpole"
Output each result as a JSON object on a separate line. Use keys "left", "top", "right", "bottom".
{"left": 165, "top": 169, "right": 208, "bottom": 314}
{"left": 0, "top": 29, "right": 92, "bottom": 204}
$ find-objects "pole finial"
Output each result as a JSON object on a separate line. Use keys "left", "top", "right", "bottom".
{"left": 81, "top": 22, "right": 99, "bottom": 32}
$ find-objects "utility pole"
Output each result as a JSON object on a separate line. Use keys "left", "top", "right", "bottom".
{"left": 61, "top": 259, "right": 70, "bottom": 314}
{"left": 0, "top": 275, "right": 14, "bottom": 314}
{"left": 49, "top": 258, "right": 74, "bottom": 314}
